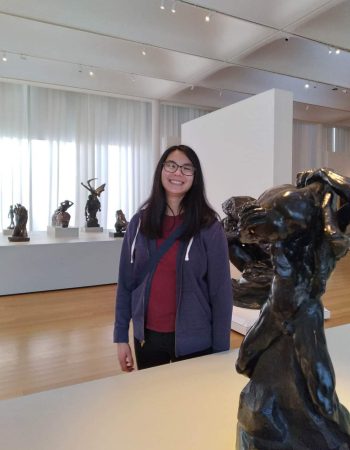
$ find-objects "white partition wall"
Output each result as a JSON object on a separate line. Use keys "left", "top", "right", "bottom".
{"left": 181, "top": 89, "right": 293, "bottom": 217}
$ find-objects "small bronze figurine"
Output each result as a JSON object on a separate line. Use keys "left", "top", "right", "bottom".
{"left": 114, "top": 209, "right": 128, "bottom": 237}
{"left": 7, "top": 205, "right": 15, "bottom": 230}
{"left": 51, "top": 200, "right": 74, "bottom": 228}
{"left": 81, "top": 178, "right": 106, "bottom": 227}
{"left": 235, "top": 168, "right": 350, "bottom": 449}
{"left": 8, "top": 204, "right": 30, "bottom": 242}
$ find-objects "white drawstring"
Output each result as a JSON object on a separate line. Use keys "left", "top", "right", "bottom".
{"left": 185, "top": 237, "right": 194, "bottom": 261}
{"left": 130, "top": 219, "right": 141, "bottom": 263}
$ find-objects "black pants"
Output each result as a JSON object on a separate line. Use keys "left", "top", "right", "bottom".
{"left": 134, "top": 329, "right": 212, "bottom": 370}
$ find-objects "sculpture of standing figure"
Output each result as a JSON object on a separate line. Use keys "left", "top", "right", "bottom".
{"left": 114, "top": 209, "right": 128, "bottom": 237}
{"left": 81, "top": 178, "right": 106, "bottom": 227}
{"left": 235, "top": 168, "right": 350, "bottom": 449}
{"left": 51, "top": 200, "right": 74, "bottom": 227}
{"left": 7, "top": 205, "right": 15, "bottom": 229}
{"left": 8, "top": 204, "right": 30, "bottom": 242}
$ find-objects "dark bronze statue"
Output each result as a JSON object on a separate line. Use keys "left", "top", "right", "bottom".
{"left": 7, "top": 205, "right": 15, "bottom": 229}
{"left": 222, "top": 196, "right": 273, "bottom": 309}
{"left": 8, "top": 204, "right": 30, "bottom": 242}
{"left": 114, "top": 209, "right": 128, "bottom": 237}
{"left": 81, "top": 178, "right": 106, "bottom": 227}
{"left": 51, "top": 200, "right": 74, "bottom": 228}
{"left": 235, "top": 168, "right": 350, "bottom": 449}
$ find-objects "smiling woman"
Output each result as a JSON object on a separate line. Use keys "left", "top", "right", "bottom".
{"left": 114, "top": 144, "right": 233, "bottom": 372}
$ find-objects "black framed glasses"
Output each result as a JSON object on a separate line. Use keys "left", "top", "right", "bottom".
{"left": 163, "top": 160, "right": 196, "bottom": 176}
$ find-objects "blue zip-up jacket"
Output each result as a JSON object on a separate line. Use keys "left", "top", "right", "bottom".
{"left": 113, "top": 212, "right": 233, "bottom": 357}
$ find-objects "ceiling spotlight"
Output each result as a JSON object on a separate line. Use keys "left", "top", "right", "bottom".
{"left": 304, "top": 83, "right": 310, "bottom": 89}
{"left": 171, "top": 1, "right": 176, "bottom": 13}
{"left": 205, "top": 13, "right": 211, "bottom": 22}
{"left": 141, "top": 49, "right": 147, "bottom": 56}
{"left": 2, "top": 52, "right": 7, "bottom": 62}
{"left": 328, "top": 47, "right": 333, "bottom": 54}
{"left": 160, "top": 0, "right": 165, "bottom": 10}
{"left": 89, "top": 70, "right": 94, "bottom": 77}
{"left": 335, "top": 49, "right": 341, "bottom": 55}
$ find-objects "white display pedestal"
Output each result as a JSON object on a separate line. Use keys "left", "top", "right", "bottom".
{"left": 82, "top": 226, "right": 103, "bottom": 232}
{"left": 231, "top": 305, "right": 331, "bottom": 335}
{"left": 47, "top": 226, "right": 79, "bottom": 238}
{"left": 2, "top": 229, "right": 13, "bottom": 236}
{"left": 0, "top": 325, "right": 348, "bottom": 450}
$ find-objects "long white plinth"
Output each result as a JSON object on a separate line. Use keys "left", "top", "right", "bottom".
{"left": 0, "top": 325, "right": 348, "bottom": 450}
{"left": 231, "top": 305, "right": 331, "bottom": 335}
{"left": 0, "top": 231, "right": 123, "bottom": 295}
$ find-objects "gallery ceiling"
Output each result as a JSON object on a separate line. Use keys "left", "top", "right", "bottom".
{"left": 1, "top": 0, "right": 350, "bottom": 125}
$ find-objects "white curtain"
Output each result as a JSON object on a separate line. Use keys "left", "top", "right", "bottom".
{"left": 292, "top": 120, "right": 327, "bottom": 180}
{"left": 0, "top": 82, "right": 152, "bottom": 231}
{"left": 160, "top": 103, "right": 211, "bottom": 146}
{"left": 293, "top": 120, "right": 350, "bottom": 180}
{"left": 325, "top": 126, "right": 350, "bottom": 154}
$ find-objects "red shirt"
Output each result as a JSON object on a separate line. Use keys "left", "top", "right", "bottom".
{"left": 146, "top": 214, "right": 183, "bottom": 332}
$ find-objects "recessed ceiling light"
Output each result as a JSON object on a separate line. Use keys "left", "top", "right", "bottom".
{"left": 328, "top": 48, "right": 333, "bottom": 54}
{"left": 141, "top": 50, "right": 147, "bottom": 56}
{"left": 304, "top": 83, "right": 310, "bottom": 89}
{"left": 205, "top": 13, "right": 210, "bottom": 22}
{"left": 171, "top": 1, "right": 176, "bottom": 13}
{"left": 2, "top": 52, "right": 7, "bottom": 62}
{"left": 89, "top": 70, "right": 94, "bottom": 77}
{"left": 160, "top": 0, "right": 165, "bottom": 10}
{"left": 335, "top": 49, "right": 341, "bottom": 54}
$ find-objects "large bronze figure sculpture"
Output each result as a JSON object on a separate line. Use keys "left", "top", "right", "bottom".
{"left": 235, "top": 168, "right": 350, "bottom": 449}
{"left": 81, "top": 178, "right": 106, "bottom": 228}
{"left": 222, "top": 196, "right": 273, "bottom": 309}
{"left": 8, "top": 204, "right": 30, "bottom": 242}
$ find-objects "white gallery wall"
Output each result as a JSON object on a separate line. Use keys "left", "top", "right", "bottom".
{"left": 181, "top": 89, "right": 293, "bottom": 217}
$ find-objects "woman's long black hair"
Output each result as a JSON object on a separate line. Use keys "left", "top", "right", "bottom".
{"left": 139, "top": 145, "right": 218, "bottom": 240}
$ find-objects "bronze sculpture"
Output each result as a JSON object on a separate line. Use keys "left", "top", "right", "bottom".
{"left": 7, "top": 205, "right": 15, "bottom": 230}
{"left": 81, "top": 178, "right": 106, "bottom": 227}
{"left": 222, "top": 196, "right": 273, "bottom": 309}
{"left": 235, "top": 168, "right": 350, "bottom": 449}
{"left": 51, "top": 200, "right": 74, "bottom": 228}
{"left": 8, "top": 204, "right": 30, "bottom": 242}
{"left": 114, "top": 209, "right": 128, "bottom": 237}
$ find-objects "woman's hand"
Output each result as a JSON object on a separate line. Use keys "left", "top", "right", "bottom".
{"left": 117, "top": 343, "right": 135, "bottom": 372}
